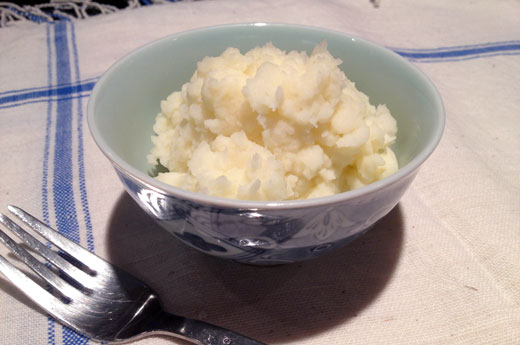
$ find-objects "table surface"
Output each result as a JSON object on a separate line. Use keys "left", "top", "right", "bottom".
{"left": 0, "top": 0, "right": 519, "bottom": 344}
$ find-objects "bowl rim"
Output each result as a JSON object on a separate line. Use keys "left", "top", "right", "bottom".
{"left": 87, "top": 22, "right": 445, "bottom": 210}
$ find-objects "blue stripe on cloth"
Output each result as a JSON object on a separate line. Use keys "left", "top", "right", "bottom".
{"left": 0, "top": 93, "right": 90, "bottom": 110}
{"left": 7, "top": 6, "right": 53, "bottom": 24}
{"left": 410, "top": 51, "right": 520, "bottom": 63}
{"left": 0, "top": 77, "right": 98, "bottom": 97}
{"left": 392, "top": 41, "right": 520, "bottom": 62}
{"left": 0, "top": 81, "right": 95, "bottom": 106}
{"left": 70, "top": 22, "right": 95, "bottom": 252}
{"left": 51, "top": 22, "right": 90, "bottom": 345}
{"left": 390, "top": 40, "right": 520, "bottom": 53}
{"left": 44, "top": 23, "right": 55, "bottom": 345}
{"left": 51, "top": 12, "right": 72, "bottom": 22}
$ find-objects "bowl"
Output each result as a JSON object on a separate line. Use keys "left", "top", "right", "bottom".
{"left": 87, "top": 23, "right": 444, "bottom": 265}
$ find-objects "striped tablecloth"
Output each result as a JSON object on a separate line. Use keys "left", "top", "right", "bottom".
{"left": 1, "top": 0, "right": 519, "bottom": 344}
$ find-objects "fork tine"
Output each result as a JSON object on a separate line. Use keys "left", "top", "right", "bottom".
{"left": 7, "top": 205, "right": 106, "bottom": 272}
{"left": 0, "top": 255, "right": 78, "bottom": 330}
{"left": 0, "top": 226, "right": 85, "bottom": 302}
{"left": 0, "top": 213, "right": 95, "bottom": 291}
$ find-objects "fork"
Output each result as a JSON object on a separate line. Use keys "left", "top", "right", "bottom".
{"left": 0, "top": 205, "right": 266, "bottom": 345}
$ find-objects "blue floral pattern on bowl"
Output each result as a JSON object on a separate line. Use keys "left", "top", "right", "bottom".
{"left": 117, "top": 169, "right": 417, "bottom": 265}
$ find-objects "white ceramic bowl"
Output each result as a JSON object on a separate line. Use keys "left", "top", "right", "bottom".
{"left": 87, "top": 23, "right": 444, "bottom": 265}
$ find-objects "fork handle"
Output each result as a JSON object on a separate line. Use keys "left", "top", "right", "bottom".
{"left": 144, "top": 311, "right": 266, "bottom": 345}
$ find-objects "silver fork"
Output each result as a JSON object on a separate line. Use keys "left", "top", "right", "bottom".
{"left": 0, "top": 205, "right": 265, "bottom": 345}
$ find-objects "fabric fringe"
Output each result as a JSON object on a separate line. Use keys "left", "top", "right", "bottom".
{"left": 0, "top": 0, "right": 186, "bottom": 27}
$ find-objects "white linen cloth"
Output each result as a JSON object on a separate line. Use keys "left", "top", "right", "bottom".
{"left": 0, "top": 0, "right": 519, "bottom": 344}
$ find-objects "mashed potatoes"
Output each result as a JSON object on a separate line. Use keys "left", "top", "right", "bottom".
{"left": 148, "top": 42, "right": 398, "bottom": 201}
